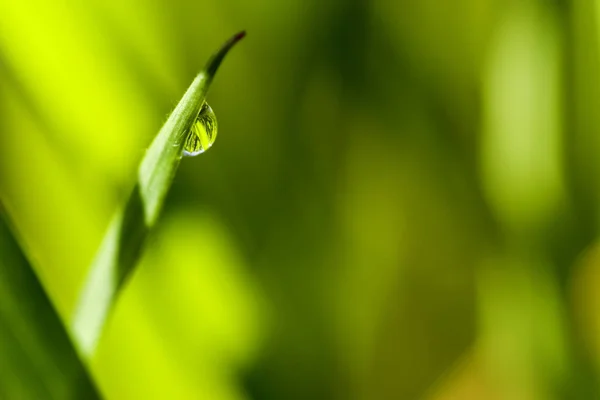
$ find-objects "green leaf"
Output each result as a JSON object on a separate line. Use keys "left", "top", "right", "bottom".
{"left": 0, "top": 210, "right": 101, "bottom": 399}
{"left": 71, "top": 31, "right": 246, "bottom": 360}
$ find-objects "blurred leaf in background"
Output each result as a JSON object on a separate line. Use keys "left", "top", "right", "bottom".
{"left": 2, "top": 0, "right": 600, "bottom": 399}
{"left": 0, "top": 210, "right": 100, "bottom": 399}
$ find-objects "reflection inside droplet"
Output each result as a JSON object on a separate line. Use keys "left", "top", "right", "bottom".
{"left": 183, "top": 102, "right": 218, "bottom": 156}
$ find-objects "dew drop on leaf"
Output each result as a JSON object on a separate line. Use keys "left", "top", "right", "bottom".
{"left": 183, "top": 102, "right": 218, "bottom": 156}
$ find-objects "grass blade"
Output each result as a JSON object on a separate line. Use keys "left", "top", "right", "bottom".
{"left": 0, "top": 211, "right": 101, "bottom": 399}
{"left": 71, "top": 31, "right": 246, "bottom": 359}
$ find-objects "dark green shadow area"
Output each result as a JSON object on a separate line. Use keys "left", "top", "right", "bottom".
{"left": 116, "top": 184, "right": 149, "bottom": 288}
{"left": 0, "top": 209, "right": 101, "bottom": 399}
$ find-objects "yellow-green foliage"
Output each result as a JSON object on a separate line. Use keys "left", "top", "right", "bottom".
{"left": 1, "top": 1, "right": 600, "bottom": 399}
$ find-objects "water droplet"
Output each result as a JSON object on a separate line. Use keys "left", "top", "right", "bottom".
{"left": 183, "top": 102, "right": 218, "bottom": 156}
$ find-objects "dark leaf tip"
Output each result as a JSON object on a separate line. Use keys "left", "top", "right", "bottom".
{"left": 205, "top": 30, "right": 247, "bottom": 77}
{"left": 234, "top": 30, "right": 246, "bottom": 41}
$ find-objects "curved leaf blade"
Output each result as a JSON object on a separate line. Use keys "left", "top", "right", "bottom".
{"left": 71, "top": 31, "right": 246, "bottom": 359}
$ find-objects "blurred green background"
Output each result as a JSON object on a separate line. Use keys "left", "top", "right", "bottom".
{"left": 2, "top": 0, "right": 600, "bottom": 398}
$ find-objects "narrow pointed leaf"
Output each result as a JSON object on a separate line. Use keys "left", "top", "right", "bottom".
{"left": 71, "top": 31, "right": 246, "bottom": 359}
